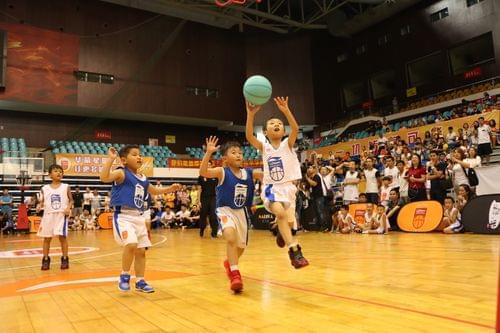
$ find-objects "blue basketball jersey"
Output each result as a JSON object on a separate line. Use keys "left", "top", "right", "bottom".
{"left": 216, "top": 167, "right": 255, "bottom": 209}
{"left": 111, "top": 167, "right": 150, "bottom": 211}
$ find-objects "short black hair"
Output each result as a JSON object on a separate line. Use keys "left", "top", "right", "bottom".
{"left": 340, "top": 204, "right": 349, "bottom": 210}
{"left": 48, "top": 164, "right": 63, "bottom": 173}
{"left": 359, "top": 193, "right": 367, "bottom": 198}
{"left": 444, "top": 196, "right": 455, "bottom": 203}
{"left": 396, "top": 160, "right": 405, "bottom": 166}
{"left": 221, "top": 141, "right": 242, "bottom": 156}
{"left": 385, "top": 156, "right": 394, "bottom": 161}
{"left": 119, "top": 145, "right": 140, "bottom": 158}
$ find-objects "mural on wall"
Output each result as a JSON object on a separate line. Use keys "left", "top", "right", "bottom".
{"left": 0, "top": 22, "right": 79, "bottom": 105}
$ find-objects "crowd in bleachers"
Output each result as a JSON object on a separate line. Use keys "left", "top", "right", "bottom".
{"left": 296, "top": 110, "right": 496, "bottom": 234}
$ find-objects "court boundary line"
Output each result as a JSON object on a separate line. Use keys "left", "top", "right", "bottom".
{"left": 0, "top": 235, "right": 167, "bottom": 272}
{"left": 245, "top": 276, "right": 495, "bottom": 330}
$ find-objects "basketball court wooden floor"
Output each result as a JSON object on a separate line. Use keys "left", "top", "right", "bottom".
{"left": 0, "top": 229, "right": 498, "bottom": 333}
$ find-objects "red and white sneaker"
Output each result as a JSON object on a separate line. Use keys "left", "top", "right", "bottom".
{"left": 229, "top": 270, "right": 243, "bottom": 293}
{"left": 223, "top": 259, "right": 231, "bottom": 280}
{"left": 288, "top": 245, "right": 309, "bottom": 269}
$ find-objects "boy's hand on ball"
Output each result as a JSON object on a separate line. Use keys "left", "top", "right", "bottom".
{"left": 274, "top": 96, "right": 290, "bottom": 113}
{"left": 246, "top": 100, "right": 261, "bottom": 114}
{"left": 205, "top": 136, "right": 220, "bottom": 154}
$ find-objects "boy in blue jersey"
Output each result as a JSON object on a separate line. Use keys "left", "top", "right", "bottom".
{"left": 100, "top": 145, "right": 181, "bottom": 293}
{"left": 200, "top": 136, "right": 263, "bottom": 293}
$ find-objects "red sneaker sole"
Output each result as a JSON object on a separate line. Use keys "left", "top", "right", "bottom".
{"left": 230, "top": 282, "right": 243, "bottom": 292}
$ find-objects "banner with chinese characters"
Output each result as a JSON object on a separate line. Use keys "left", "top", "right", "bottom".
{"left": 307, "top": 109, "right": 499, "bottom": 158}
{"left": 55, "top": 154, "right": 154, "bottom": 177}
{"left": 167, "top": 159, "right": 263, "bottom": 169}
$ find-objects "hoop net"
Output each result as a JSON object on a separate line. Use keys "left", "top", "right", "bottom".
{"left": 16, "top": 170, "right": 32, "bottom": 190}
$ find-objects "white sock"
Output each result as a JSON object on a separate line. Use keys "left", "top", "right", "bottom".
{"left": 230, "top": 265, "right": 239, "bottom": 271}
{"left": 121, "top": 271, "right": 130, "bottom": 275}
{"left": 288, "top": 243, "right": 298, "bottom": 249}
{"left": 136, "top": 276, "right": 144, "bottom": 281}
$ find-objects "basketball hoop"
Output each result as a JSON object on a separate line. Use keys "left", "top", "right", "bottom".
{"left": 215, "top": 0, "right": 261, "bottom": 7}
{"left": 16, "top": 170, "right": 32, "bottom": 190}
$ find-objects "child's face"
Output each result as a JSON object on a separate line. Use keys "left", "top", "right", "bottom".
{"left": 340, "top": 207, "right": 347, "bottom": 215}
{"left": 121, "top": 148, "right": 143, "bottom": 171}
{"left": 359, "top": 196, "right": 367, "bottom": 203}
{"left": 366, "top": 204, "right": 373, "bottom": 213}
{"left": 377, "top": 206, "right": 385, "bottom": 214}
{"left": 222, "top": 146, "right": 243, "bottom": 168}
{"left": 49, "top": 168, "right": 63, "bottom": 181}
{"left": 382, "top": 179, "right": 390, "bottom": 187}
{"left": 264, "top": 118, "right": 285, "bottom": 140}
{"left": 389, "top": 191, "right": 398, "bottom": 201}
{"left": 444, "top": 199, "right": 453, "bottom": 209}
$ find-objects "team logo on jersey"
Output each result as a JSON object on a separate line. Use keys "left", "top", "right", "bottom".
{"left": 134, "top": 184, "right": 145, "bottom": 209}
{"left": 234, "top": 184, "right": 248, "bottom": 207}
{"left": 267, "top": 157, "right": 285, "bottom": 181}
{"left": 50, "top": 194, "right": 62, "bottom": 210}
{"left": 488, "top": 200, "right": 500, "bottom": 230}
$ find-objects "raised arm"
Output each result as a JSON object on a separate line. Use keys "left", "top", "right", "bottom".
{"left": 274, "top": 96, "right": 299, "bottom": 149}
{"left": 99, "top": 147, "right": 125, "bottom": 184}
{"left": 148, "top": 183, "right": 182, "bottom": 196}
{"left": 245, "top": 101, "right": 263, "bottom": 151}
{"left": 199, "top": 136, "right": 224, "bottom": 181}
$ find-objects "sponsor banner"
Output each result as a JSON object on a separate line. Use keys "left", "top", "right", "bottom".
{"left": 165, "top": 135, "right": 176, "bottom": 144}
{"left": 461, "top": 194, "right": 500, "bottom": 234}
{"left": 94, "top": 130, "right": 111, "bottom": 140}
{"left": 406, "top": 87, "right": 417, "bottom": 97}
{"left": 397, "top": 200, "right": 443, "bottom": 232}
{"left": 308, "top": 110, "right": 499, "bottom": 158}
{"left": 167, "top": 159, "right": 263, "bottom": 169}
{"left": 251, "top": 207, "right": 274, "bottom": 230}
{"left": 55, "top": 154, "right": 154, "bottom": 177}
{"left": 28, "top": 216, "right": 41, "bottom": 233}
{"left": 476, "top": 165, "right": 500, "bottom": 196}
{"left": 97, "top": 212, "right": 113, "bottom": 229}
{"left": 349, "top": 203, "right": 368, "bottom": 226}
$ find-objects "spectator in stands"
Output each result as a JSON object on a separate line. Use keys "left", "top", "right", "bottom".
{"left": 362, "top": 157, "right": 380, "bottom": 204}
{"left": 446, "top": 127, "right": 457, "bottom": 149}
{"left": 426, "top": 151, "right": 447, "bottom": 203}
{"left": 189, "top": 185, "right": 200, "bottom": 209}
{"left": 441, "top": 197, "right": 461, "bottom": 234}
{"left": 83, "top": 187, "right": 92, "bottom": 213}
{"left": 383, "top": 156, "right": 399, "bottom": 191}
{"left": 305, "top": 164, "right": 329, "bottom": 232}
{"left": 386, "top": 189, "right": 404, "bottom": 230}
{"left": 341, "top": 161, "right": 360, "bottom": 204}
{"left": 379, "top": 177, "right": 392, "bottom": 208}
{"left": 396, "top": 160, "right": 409, "bottom": 203}
{"left": 90, "top": 189, "right": 101, "bottom": 216}
{"left": 477, "top": 116, "right": 493, "bottom": 165}
{"left": 161, "top": 206, "right": 175, "bottom": 228}
{"left": 72, "top": 186, "right": 83, "bottom": 217}
{"left": 78, "top": 209, "right": 94, "bottom": 231}
{"left": 103, "top": 191, "right": 111, "bottom": 212}
{"left": 175, "top": 204, "right": 191, "bottom": 229}
{"left": 358, "top": 193, "right": 368, "bottom": 203}
{"left": 176, "top": 186, "right": 190, "bottom": 209}
{"left": 0, "top": 211, "right": 14, "bottom": 234}
{"left": 363, "top": 204, "right": 389, "bottom": 234}
{"left": 186, "top": 204, "right": 200, "bottom": 228}
{"left": 489, "top": 119, "right": 497, "bottom": 147}
{"left": 450, "top": 148, "right": 470, "bottom": 193}
{"left": 0, "top": 189, "right": 13, "bottom": 225}
{"left": 165, "top": 191, "right": 176, "bottom": 209}
{"left": 407, "top": 154, "right": 427, "bottom": 201}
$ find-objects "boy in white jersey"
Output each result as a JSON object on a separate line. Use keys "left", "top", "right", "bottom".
{"left": 100, "top": 145, "right": 181, "bottom": 293}
{"left": 37, "top": 164, "right": 74, "bottom": 270}
{"left": 245, "top": 96, "right": 309, "bottom": 269}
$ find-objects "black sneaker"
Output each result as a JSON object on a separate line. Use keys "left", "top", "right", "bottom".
{"left": 288, "top": 245, "right": 309, "bottom": 269}
{"left": 60, "top": 256, "right": 69, "bottom": 270}
{"left": 41, "top": 256, "right": 50, "bottom": 270}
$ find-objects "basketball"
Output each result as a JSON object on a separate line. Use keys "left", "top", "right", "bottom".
{"left": 243, "top": 75, "right": 272, "bottom": 105}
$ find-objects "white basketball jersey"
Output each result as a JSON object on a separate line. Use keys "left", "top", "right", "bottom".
{"left": 42, "top": 183, "right": 69, "bottom": 213}
{"left": 262, "top": 138, "right": 302, "bottom": 185}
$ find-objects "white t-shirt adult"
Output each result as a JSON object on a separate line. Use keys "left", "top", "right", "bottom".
{"left": 161, "top": 211, "right": 175, "bottom": 222}
{"left": 464, "top": 156, "right": 481, "bottom": 168}
{"left": 175, "top": 210, "right": 191, "bottom": 219}
{"left": 478, "top": 124, "right": 491, "bottom": 144}
{"left": 363, "top": 168, "right": 380, "bottom": 194}
{"left": 83, "top": 192, "right": 92, "bottom": 205}
{"left": 446, "top": 131, "right": 457, "bottom": 144}
{"left": 384, "top": 166, "right": 400, "bottom": 189}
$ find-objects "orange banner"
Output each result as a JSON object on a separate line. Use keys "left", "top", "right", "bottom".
{"left": 309, "top": 110, "right": 500, "bottom": 158}
{"left": 168, "top": 159, "right": 263, "bottom": 169}
{"left": 349, "top": 203, "right": 368, "bottom": 226}
{"left": 55, "top": 154, "right": 154, "bottom": 177}
{"left": 28, "top": 216, "right": 41, "bottom": 233}
{"left": 397, "top": 201, "right": 443, "bottom": 232}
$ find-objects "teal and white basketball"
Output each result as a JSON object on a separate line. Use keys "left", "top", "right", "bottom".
{"left": 243, "top": 75, "right": 272, "bottom": 105}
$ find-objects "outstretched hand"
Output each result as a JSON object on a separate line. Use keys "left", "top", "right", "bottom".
{"left": 246, "top": 100, "right": 261, "bottom": 114}
{"left": 274, "top": 96, "right": 289, "bottom": 113}
{"left": 205, "top": 136, "right": 220, "bottom": 155}
{"left": 108, "top": 147, "right": 119, "bottom": 160}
